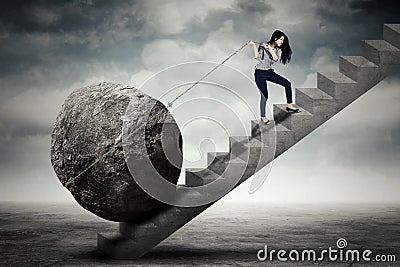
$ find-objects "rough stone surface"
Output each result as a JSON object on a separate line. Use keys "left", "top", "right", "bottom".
{"left": 50, "top": 82, "right": 182, "bottom": 222}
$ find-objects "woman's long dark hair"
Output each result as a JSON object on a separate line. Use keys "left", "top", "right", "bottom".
{"left": 266, "top": 30, "right": 292, "bottom": 65}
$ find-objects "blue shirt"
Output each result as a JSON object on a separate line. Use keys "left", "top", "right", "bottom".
{"left": 255, "top": 45, "right": 282, "bottom": 70}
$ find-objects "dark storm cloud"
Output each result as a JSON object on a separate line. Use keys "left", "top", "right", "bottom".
{"left": 314, "top": 0, "right": 400, "bottom": 51}
{"left": 0, "top": 0, "right": 147, "bottom": 84}
{"left": 235, "top": 0, "right": 273, "bottom": 14}
{"left": 316, "top": 0, "right": 400, "bottom": 25}
{"left": 0, "top": 0, "right": 145, "bottom": 34}
{"left": 0, "top": 110, "right": 52, "bottom": 141}
{"left": 178, "top": 0, "right": 274, "bottom": 46}
{"left": 176, "top": 10, "right": 232, "bottom": 45}
{"left": 0, "top": 0, "right": 151, "bottom": 154}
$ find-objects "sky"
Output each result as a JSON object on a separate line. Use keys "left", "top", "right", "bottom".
{"left": 0, "top": 0, "right": 399, "bottom": 205}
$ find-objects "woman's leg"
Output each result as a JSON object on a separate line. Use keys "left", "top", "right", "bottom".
{"left": 259, "top": 94, "right": 267, "bottom": 118}
{"left": 267, "top": 71, "right": 293, "bottom": 104}
{"left": 254, "top": 70, "right": 269, "bottom": 118}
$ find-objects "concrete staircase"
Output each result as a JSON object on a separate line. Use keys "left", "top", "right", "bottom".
{"left": 97, "top": 24, "right": 400, "bottom": 259}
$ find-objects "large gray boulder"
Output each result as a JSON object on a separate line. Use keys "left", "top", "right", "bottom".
{"left": 50, "top": 82, "right": 182, "bottom": 222}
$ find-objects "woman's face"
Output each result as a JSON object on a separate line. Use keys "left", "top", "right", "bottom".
{"left": 275, "top": 36, "right": 285, "bottom": 47}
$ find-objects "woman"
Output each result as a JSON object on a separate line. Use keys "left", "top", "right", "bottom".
{"left": 248, "top": 30, "right": 301, "bottom": 125}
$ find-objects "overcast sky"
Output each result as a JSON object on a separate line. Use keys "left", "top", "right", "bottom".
{"left": 0, "top": 0, "right": 399, "bottom": 205}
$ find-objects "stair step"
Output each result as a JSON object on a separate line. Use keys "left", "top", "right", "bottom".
{"left": 206, "top": 151, "right": 245, "bottom": 175}
{"left": 273, "top": 103, "right": 313, "bottom": 129}
{"left": 274, "top": 103, "right": 322, "bottom": 143}
{"left": 185, "top": 167, "right": 220, "bottom": 186}
{"left": 207, "top": 151, "right": 228, "bottom": 165}
{"left": 229, "top": 135, "right": 274, "bottom": 173}
{"left": 231, "top": 136, "right": 265, "bottom": 161}
{"left": 229, "top": 135, "right": 249, "bottom": 153}
{"left": 384, "top": 24, "right": 400, "bottom": 49}
{"left": 339, "top": 56, "right": 380, "bottom": 86}
{"left": 250, "top": 120, "right": 295, "bottom": 158}
{"left": 208, "top": 151, "right": 244, "bottom": 164}
{"left": 186, "top": 153, "right": 250, "bottom": 186}
{"left": 295, "top": 87, "right": 340, "bottom": 134}
{"left": 251, "top": 119, "right": 289, "bottom": 146}
{"left": 230, "top": 135, "right": 265, "bottom": 154}
{"left": 361, "top": 40, "right": 400, "bottom": 66}
{"left": 317, "top": 72, "right": 357, "bottom": 100}
{"left": 295, "top": 87, "right": 338, "bottom": 115}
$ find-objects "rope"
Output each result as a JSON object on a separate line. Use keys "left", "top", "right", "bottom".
{"left": 167, "top": 41, "right": 249, "bottom": 108}
{"left": 65, "top": 41, "right": 253, "bottom": 185}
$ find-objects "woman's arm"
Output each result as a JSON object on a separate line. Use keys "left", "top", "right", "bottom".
{"left": 247, "top": 40, "right": 259, "bottom": 59}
